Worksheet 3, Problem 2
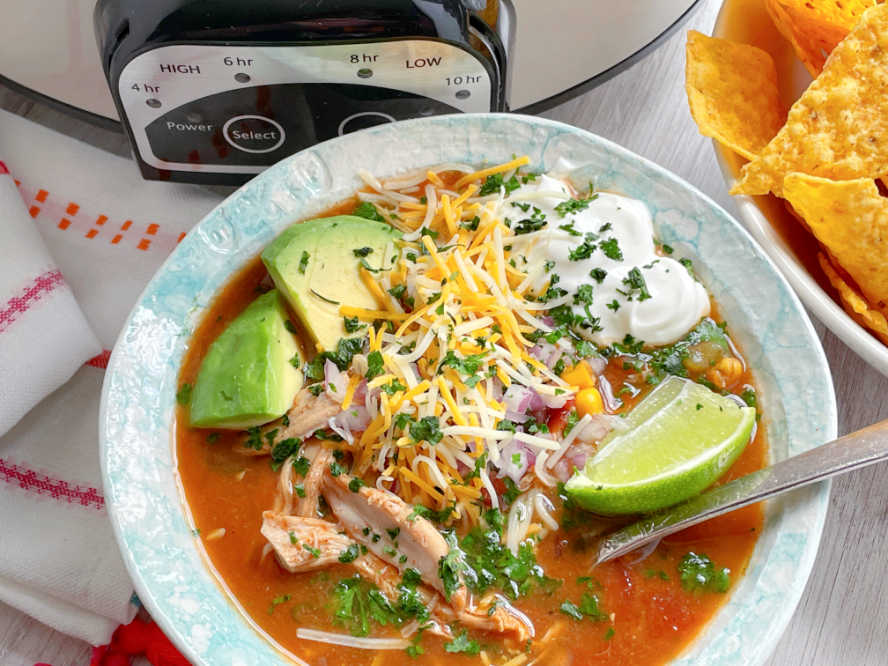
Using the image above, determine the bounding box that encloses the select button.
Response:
[222,115,285,154]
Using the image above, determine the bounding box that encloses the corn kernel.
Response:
[561,361,597,389]
[576,387,604,417]
[716,356,743,383]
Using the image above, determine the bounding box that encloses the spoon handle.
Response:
[595,418,888,565]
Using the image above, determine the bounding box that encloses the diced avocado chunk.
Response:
[261,215,401,350]
[189,289,303,429]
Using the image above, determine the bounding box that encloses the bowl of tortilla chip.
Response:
[685,0,888,376]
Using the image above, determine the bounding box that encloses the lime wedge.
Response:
[564,376,756,515]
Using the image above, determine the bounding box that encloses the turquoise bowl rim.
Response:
[99,113,836,666]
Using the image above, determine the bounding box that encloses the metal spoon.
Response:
[595,418,888,565]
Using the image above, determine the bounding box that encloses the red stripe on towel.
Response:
[0,161,8,175]
[0,269,64,334]
[86,349,112,369]
[0,458,105,510]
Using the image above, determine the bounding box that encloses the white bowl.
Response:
[100,113,835,665]
[712,1,888,377]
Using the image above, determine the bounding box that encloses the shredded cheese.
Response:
[323,157,586,518]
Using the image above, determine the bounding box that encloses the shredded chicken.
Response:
[262,463,533,641]
[234,388,340,456]
[323,473,534,642]
[450,588,534,643]
[351,554,452,638]
[322,473,449,590]
[260,512,352,572]
[297,447,332,517]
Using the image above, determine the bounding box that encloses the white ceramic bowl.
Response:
[100,114,835,666]
[712,2,888,377]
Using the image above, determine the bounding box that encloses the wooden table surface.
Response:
[2,0,888,664]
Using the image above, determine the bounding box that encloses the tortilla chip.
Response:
[783,173,888,310]
[819,252,888,344]
[732,4,888,197]
[765,0,875,76]
[685,31,784,161]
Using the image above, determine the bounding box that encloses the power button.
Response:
[222,115,286,154]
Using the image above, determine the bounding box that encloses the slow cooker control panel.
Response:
[117,42,493,176]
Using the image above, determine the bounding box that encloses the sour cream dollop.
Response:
[509,175,709,346]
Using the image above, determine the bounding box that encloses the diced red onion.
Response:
[497,439,531,483]
[504,410,530,423]
[330,404,371,444]
[573,414,618,443]
[585,356,607,375]
[553,458,573,483]
[353,380,368,406]
[503,385,533,414]
[324,360,348,400]
[539,392,569,409]
[530,341,560,368]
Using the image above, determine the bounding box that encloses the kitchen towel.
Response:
[0,161,101,437]
[0,108,225,646]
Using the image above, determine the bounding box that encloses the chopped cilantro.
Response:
[348,477,366,493]
[352,246,373,257]
[741,386,757,408]
[622,267,652,301]
[478,173,520,196]
[438,350,486,377]
[366,350,384,380]
[394,412,413,431]
[589,267,607,283]
[606,299,620,312]
[444,630,480,655]
[343,316,365,333]
[502,477,522,505]
[244,426,263,451]
[292,456,310,476]
[409,416,442,444]
[330,461,346,477]
[559,600,584,620]
[338,543,360,563]
[298,250,310,274]
[558,221,582,236]
[564,409,579,434]
[353,201,384,222]
[381,379,407,395]
[268,593,291,614]
[305,336,364,379]
[408,504,455,523]
[271,437,301,467]
[678,552,731,593]
[568,240,596,262]
[284,319,298,334]
[574,284,595,305]
[303,543,321,558]
[176,383,192,406]
[460,215,481,231]
[554,194,598,217]
[599,237,623,261]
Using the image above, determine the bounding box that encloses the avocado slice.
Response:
[189,289,303,429]
[261,215,401,350]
